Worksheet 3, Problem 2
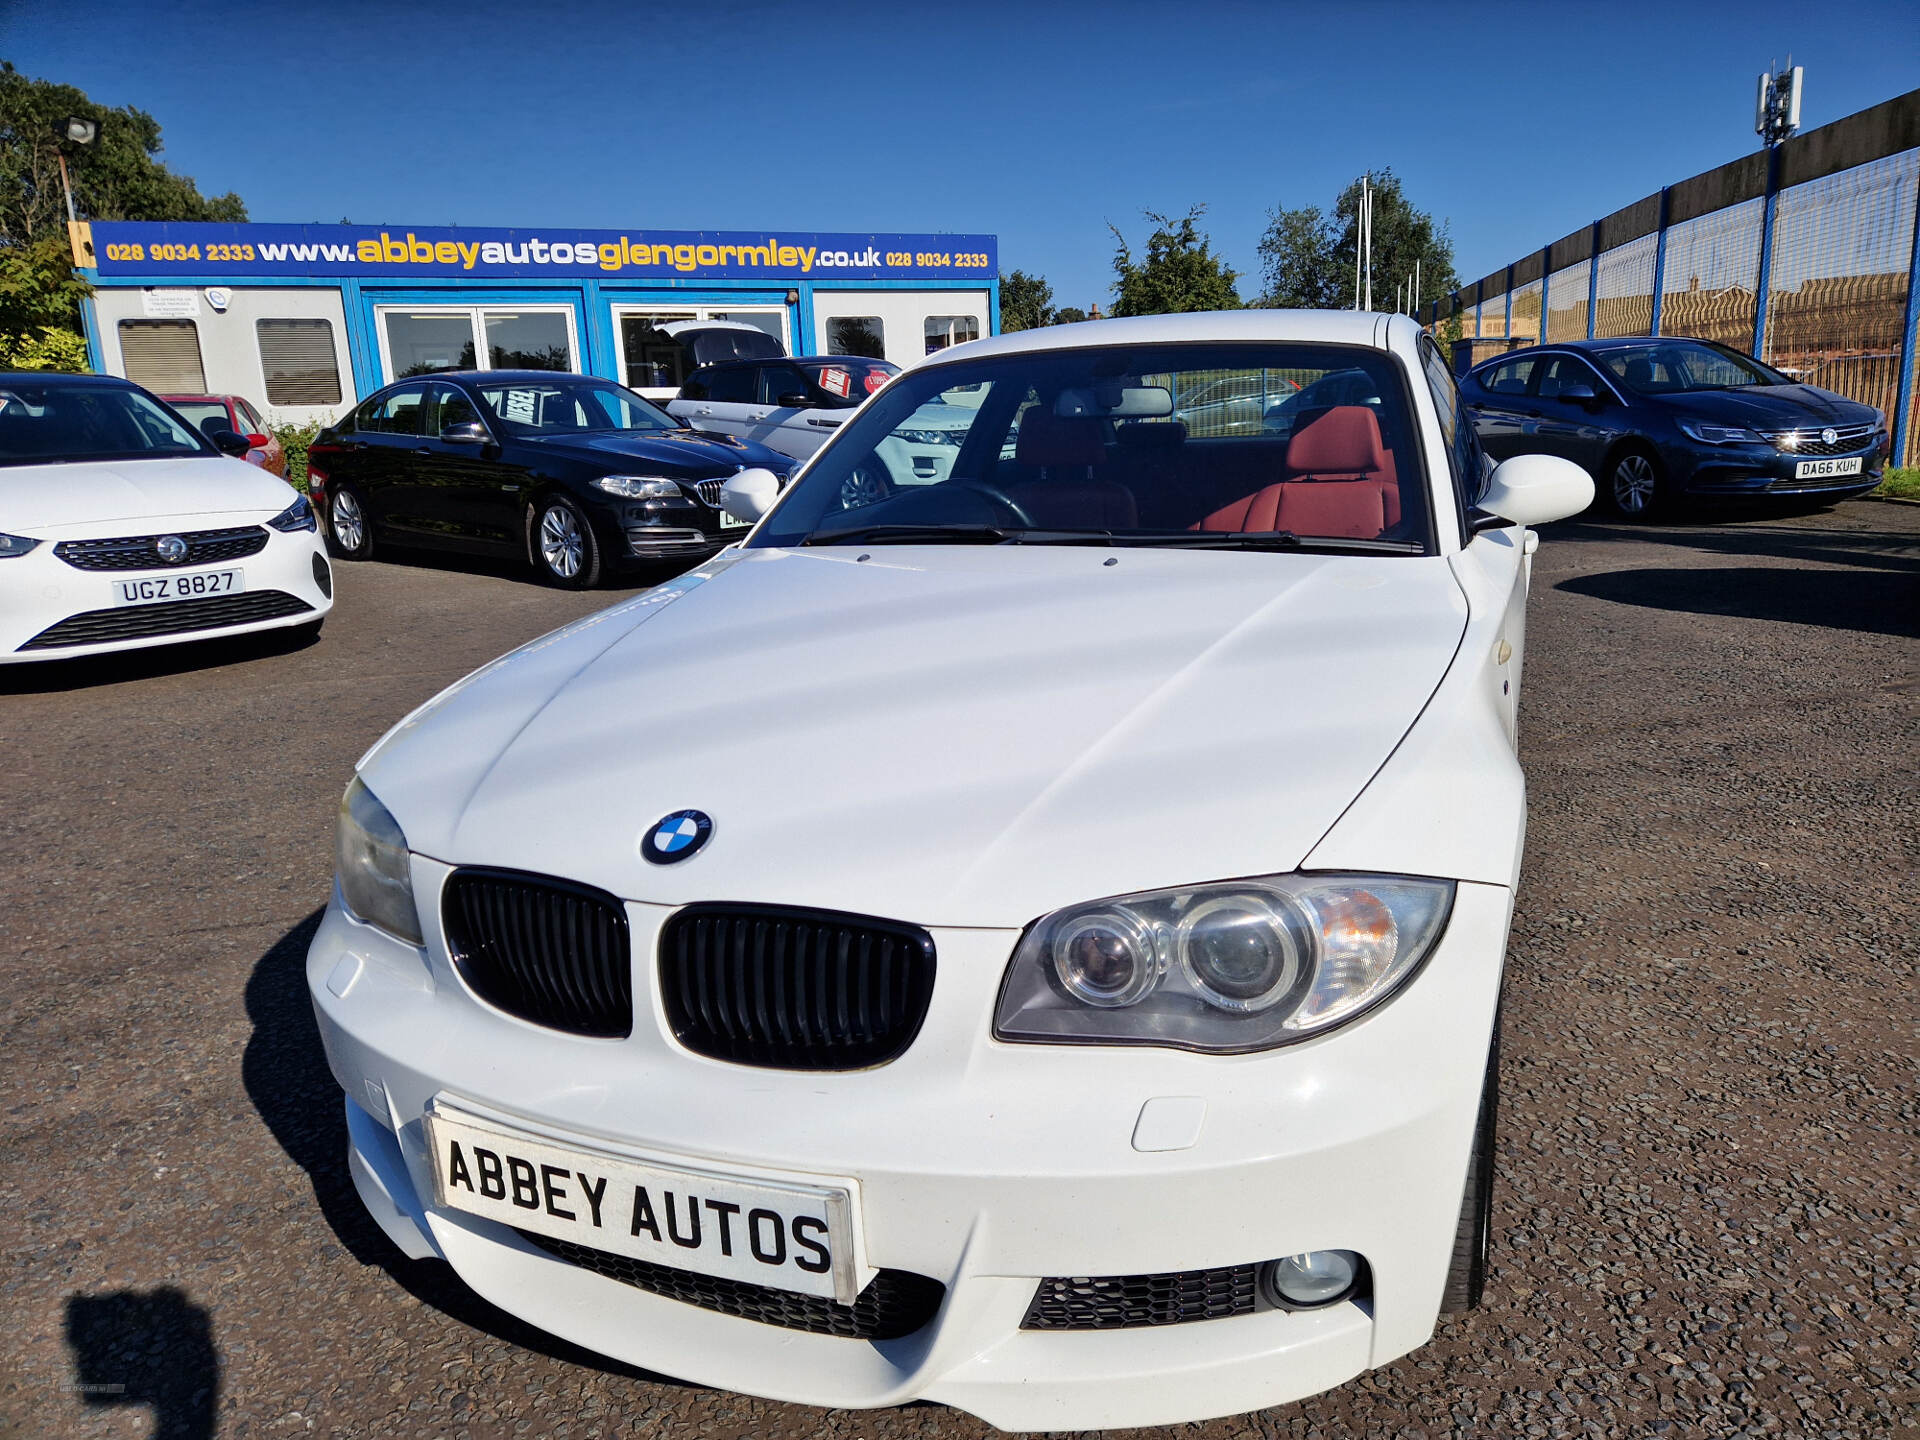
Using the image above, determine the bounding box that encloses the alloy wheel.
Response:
[539,504,584,579]
[1611,454,1657,516]
[331,489,366,552]
[839,468,889,511]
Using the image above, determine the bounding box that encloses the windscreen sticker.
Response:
[863,370,890,394]
[818,367,852,399]
[500,389,538,424]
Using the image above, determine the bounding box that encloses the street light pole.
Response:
[57,115,99,226]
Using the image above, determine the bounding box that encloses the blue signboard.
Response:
[85,222,996,283]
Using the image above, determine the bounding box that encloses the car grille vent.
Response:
[658,904,935,1070]
[53,525,269,571]
[1758,422,1877,456]
[695,480,726,506]
[19,590,312,650]
[1021,1264,1262,1330]
[442,869,632,1038]
[517,1229,944,1339]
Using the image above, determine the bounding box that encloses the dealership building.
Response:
[69,221,999,425]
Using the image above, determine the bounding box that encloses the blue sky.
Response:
[6,0,1915,311]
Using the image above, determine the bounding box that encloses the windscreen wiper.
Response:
[1121,530,1425,554]
[802,523,1015,546]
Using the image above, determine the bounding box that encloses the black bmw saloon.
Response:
[1461,337,1888,519]
[308,371,793,586]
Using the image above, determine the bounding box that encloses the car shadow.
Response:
[347,544,677,590]
[242,911,693,1389]
[1555,563,1919,638]
[0,625,321,695]
[1542,513,1920,575]
[64,1287,218,1439]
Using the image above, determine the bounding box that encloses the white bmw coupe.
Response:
[0,372,332,663]
[307,312,1591,1429]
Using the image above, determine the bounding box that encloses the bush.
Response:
[268,420,322,493]
[1873,466,1920,501]
[0,324,89,371]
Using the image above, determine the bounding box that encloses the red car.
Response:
[160,394,287,477]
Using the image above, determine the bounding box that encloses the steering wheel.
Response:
[943,479,1039,529]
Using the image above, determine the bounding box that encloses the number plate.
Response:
[111,569,244,606]
[718,512,751,530]
[1794,457,1862,479]
[424,1104,866,1303]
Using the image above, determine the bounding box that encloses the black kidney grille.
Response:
[1022,1264,1262,1330]
[442,870,632,1037]
[695,479,726,506]
[19,591,312,650]
[659,905,935,1070]
[517,1229,944,1340]
[53,525,269,571]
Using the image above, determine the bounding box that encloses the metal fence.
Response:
[1425,90,1920,466]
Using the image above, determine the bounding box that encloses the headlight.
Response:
[335,777,422,945]
[994,873,1454,1053]
[0,532,41,558]
[268,496,317,532]
[1677,420,1762,445]
[893,429,961,447]
[593,475,684,500]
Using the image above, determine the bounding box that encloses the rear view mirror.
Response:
[777,392,811,408]
[1471,453,1594,531]
[1558,382,1599,406]
[1054,385,1173,419]
[721,467,782,525]
[207,427,251,457]
[441,421,489,444]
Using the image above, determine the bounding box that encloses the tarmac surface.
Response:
[3,502,1916,1440]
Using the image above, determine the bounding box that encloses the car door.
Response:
[744,361,823,459]
[408,383,524,548]
[1529,353,1616,474]
[352,384,435,538]
[1425,338,1528,747]
[675,363,758,440]
[1466,354,1541,463]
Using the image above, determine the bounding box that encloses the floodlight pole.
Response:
[57,151,78,225]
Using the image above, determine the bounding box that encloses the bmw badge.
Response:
[642,809,713,864]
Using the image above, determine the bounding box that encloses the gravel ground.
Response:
[2,504,1915,1440]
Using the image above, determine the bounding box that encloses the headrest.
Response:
[1016,406,1104,469]
[1624,357,1653,386]
[1285,405,1386,477]
[1115,420,1188,449]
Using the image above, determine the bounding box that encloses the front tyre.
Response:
[327,484,374,560]
[1604,447,1663,521]
[530,496,602,589]
[1441,1022,1499,1313]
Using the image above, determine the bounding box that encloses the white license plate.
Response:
[1794,457,1863,479]
[424,1104,865,1303]
[718,513,751,530]
[111,569,244,606]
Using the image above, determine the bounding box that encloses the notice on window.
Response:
[500,389,538,424]
[141,289,200,318]
[818,367,851,399]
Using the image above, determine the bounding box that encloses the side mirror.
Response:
[720,467,782,525]
[1557,382,1599,407]
[245,432,271,448]
[776,392,811,408]
[1470,453,1594,531]
[441,421,489,444]
[208,427,251,457]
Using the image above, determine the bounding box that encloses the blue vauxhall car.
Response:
[1460,337,1888,519]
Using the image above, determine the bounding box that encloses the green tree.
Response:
[0,64,247,367]
[1254,170,1456,313]
[1053,305,1089,325]
[999,268,1054,331]
[1108,207,1241,317]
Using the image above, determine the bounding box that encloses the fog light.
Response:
[312,552,333,598]
[1262,1250,1359,1308]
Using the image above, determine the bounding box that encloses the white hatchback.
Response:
[307,311,1590,1430]
[0,374,333,664]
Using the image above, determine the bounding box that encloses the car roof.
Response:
[921,309,1408,369]
[694,355,893,372]
[0,371,135,386]
[157,393,233,402]
[389,369,593,385]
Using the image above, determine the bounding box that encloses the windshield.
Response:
[167,400,232,434]
[803,360,897,408]
[750,342,1431,552]
[0,383,211,466]
[1598,340,1785,394]
[473,380,680,436]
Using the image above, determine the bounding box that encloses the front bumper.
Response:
[1671,430,1887,499]
[0,518,333,663]
[308,865,1511,1430]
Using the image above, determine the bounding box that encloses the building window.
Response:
[378,306,577,381]
[119,320,206,392]
[924,315,980,355]
[827,317,885,359]
[256,319,342,405]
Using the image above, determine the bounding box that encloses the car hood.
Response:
[522,428,789,476]
[362,547,1469,929]
[0,455,297,533]
[1647,384,1879,428]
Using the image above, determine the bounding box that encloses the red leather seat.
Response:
[1195,406,1399,539]
[1010,406,1138,528]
